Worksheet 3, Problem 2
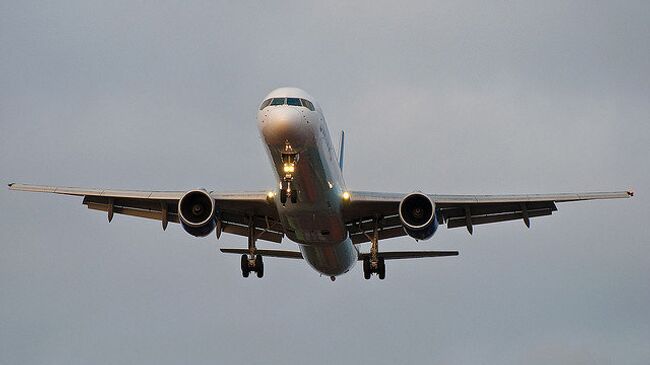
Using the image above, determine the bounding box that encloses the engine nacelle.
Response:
[399,192,439,240]
[178,189,216,237]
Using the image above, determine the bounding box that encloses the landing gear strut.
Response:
[362,218,386,280]
[280,151,298,206]
[241,216,265,278]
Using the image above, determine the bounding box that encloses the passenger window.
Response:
[270,98,286,106]
[301,99,315,111]
[259,99,272,110]
[287,98,301,106]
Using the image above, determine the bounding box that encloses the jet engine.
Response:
[178,189,216,237]
[399,192,439,240]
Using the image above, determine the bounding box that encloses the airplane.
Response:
[9,87,634,281]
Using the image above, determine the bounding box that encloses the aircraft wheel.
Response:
[363,258,371,280]
[255,255,264,278]
[280,189,287,205]
[241,254,250,278]
[377,258,386,280]
[290,191,297,204]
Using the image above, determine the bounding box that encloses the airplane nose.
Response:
[269,107,302,131]
[261,107,309,149]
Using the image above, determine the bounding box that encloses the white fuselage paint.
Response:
[257,87,357,276]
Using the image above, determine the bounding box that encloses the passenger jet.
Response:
[9,87,633,280]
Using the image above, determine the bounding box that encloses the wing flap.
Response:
[350,226,406,244]
[347,214,404,244]
[220,224,283,243]
[446,207,553,229]
[85,200,178,222]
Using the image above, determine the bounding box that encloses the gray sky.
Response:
[1,1,649,364]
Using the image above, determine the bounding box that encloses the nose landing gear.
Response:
[280,152,298,206]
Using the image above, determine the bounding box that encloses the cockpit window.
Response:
[270,98,286,106]
[286,98,301,106]
[301,99,315,111]
[259,98,272,110]
[264,97,315,111]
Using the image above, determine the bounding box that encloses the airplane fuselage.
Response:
[257,87,357,276]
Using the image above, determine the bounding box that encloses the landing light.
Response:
[342,191,351,201]
[283,163,295,173]
[267,191,275,199]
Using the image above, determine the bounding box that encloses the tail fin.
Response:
[338,130,345,172]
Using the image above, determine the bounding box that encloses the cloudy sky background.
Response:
[1,1,648,364]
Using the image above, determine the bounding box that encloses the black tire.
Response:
[255,255,264,278]
[290,191,297,204]
[280,189,287,205]
[378,258,386,280]
[241,254,249,278]
[363,258,371,280]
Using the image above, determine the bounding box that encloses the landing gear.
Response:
[280,151,298,206]
[377,258,386,280]
[280,185,288,205]
[240,254,264,278]
[255,255,264,278]
[240,216,265,278]
[280,179,297,205]
[241,254,249,277]
[362,257,386,280]
[363,258,371,280]
[362,217,387,280]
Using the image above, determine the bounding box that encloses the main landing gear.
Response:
[280,150,298,206]
[241,217,265,278]
[362,218,386,280]
[241,254,264,278]
[363,257,385,280]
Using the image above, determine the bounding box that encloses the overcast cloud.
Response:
[1,1,649,364]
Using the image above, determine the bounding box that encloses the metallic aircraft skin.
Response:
[258,87,357,276]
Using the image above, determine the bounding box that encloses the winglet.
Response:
[338,130,345,172]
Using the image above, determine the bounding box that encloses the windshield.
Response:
[259,97,316,111]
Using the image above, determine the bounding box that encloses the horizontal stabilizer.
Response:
[220,248,303,259]
[221,248,458,261]
[361,251,459,260]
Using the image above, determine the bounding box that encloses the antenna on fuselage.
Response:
[338,130,345,172]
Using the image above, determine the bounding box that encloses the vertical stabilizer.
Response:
[338,130,345,172]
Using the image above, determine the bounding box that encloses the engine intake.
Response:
[178,189,216,237]
[399,192,438,240]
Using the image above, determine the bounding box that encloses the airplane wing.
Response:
[343,190,633,244]
[8,183,284,243]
